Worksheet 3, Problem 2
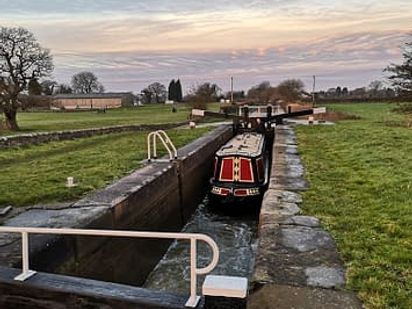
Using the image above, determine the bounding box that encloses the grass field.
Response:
[0,127,210,207]
[295,103,412,309]
[0,103,222,136]
[0,104,191,136]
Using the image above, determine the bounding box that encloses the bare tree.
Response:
[247,81,276,103]
[185,82,221,109]
[368,80,384,97]
[71,71,104,94]
[276,79,305,102]
[141,88,153,104]
[142,82,166,103]
[55,83,73,94]
[0,27,53,130]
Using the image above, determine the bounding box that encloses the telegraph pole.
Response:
[230,76,234,104]
[312,75,316,107]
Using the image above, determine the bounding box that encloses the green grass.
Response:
[0,127,210,207]
[295,103,412,309]
[0,105,191,136]
[0,103,223,136]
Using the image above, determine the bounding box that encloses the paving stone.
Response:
[282,216,320,227]
[248,284,363,309]
[305,266,345,288]
[262,192,301,215]
[281,226,335,252]
[275,125,293,131]
[276,202,301,216]
[269,176,309,191]
[274,144,299,155]
[273,164,305,179]
[284,156,302,166]
[270,190,303,204]
[259,209,287,226]
[286,164,305,178]
[4,207,108,229]
[275,133,297,145]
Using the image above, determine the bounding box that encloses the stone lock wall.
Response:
[0,122,187,149]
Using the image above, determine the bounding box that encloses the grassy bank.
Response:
[0,127,210,207]
[0,103,222,136]
[295,103,411,309]
[0,104,191,136]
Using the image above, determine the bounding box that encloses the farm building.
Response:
[53,93,134,109]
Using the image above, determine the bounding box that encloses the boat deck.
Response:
[216,133,264,157]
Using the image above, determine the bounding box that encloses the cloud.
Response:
[50,30,409,92]
[2,0,411,53]
[1,0,411,91]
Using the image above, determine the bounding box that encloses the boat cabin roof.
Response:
[216,133,265,157]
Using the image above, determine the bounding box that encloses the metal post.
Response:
[312,75,316,108]
[156,132,171,161]
[14,232,36,281]
[153,134,157,159]
[186,237,200,307]
[230,76,234,104]
[147,132,153,161]
[267,105,272,119]
[164,134,177,159]
[22,232,29,274]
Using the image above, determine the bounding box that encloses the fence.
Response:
[0,226,219,308]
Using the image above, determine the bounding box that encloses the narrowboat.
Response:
[209,131,270,205]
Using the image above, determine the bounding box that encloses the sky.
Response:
[1,0,411,93]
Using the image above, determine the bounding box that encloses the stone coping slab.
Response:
[248,284,363,309]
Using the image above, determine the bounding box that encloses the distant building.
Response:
[53,93,134,109]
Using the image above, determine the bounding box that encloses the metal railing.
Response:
[147,130,178,161]
[0,226,219,308]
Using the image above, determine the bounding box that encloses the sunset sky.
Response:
[1,0,411,93]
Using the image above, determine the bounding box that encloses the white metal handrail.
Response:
[147,130,178,161]
[0,226,219,308]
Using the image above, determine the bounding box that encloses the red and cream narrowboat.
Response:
[209,132,269,205]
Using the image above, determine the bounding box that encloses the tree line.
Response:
[140,79,183,104]
[314,81,397,101]
[26,71,105,96]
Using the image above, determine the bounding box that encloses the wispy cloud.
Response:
[49,31,409,92]
[0,0,411,91]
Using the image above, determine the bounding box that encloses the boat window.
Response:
[240,158,254,182]
[219,157,234,181]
